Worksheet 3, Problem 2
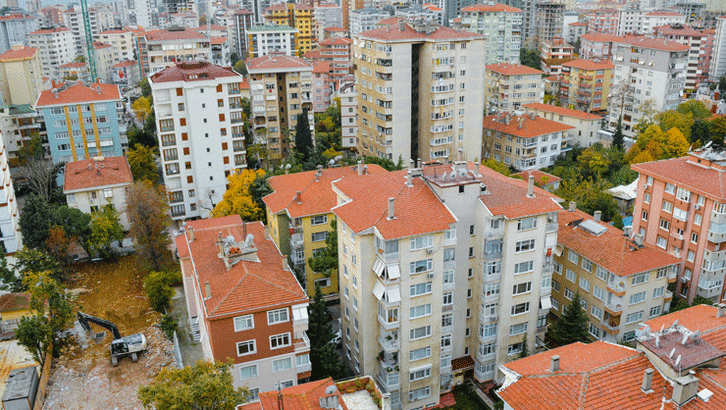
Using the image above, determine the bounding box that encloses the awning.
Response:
[554,244,564,257]
[540,296,553,310]
[386,287,401,304]
[372,258,385,277]
[372,282,386,301]
[386,263,401,280]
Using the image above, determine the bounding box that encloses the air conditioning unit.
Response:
[427,272,435,279]
[426,248,434,254]
[694,205,701,210]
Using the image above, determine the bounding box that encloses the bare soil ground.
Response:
[43,256,176,410]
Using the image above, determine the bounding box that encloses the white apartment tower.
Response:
[459,3,522,64]
[27,27,75,81]
[711,16,726,82]
[353,18,485,164]
[334,162,561,410]
[149,61,247,221]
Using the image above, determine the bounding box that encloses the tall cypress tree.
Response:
[294,107,314,161]
[612,116,624,150]
[307,285,338,380]
[549,293,590,346]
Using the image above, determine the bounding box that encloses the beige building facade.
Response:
[484,63,544,114]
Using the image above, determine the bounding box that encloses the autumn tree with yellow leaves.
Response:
[212,169,268,222]
[626,124,690,165]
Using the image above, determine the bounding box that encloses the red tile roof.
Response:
[250,378,350,410]
[631,154,726,200]
[29,27,70,35]
[111,59,137,68]
[312,60,330,73]
[149,61,241,83]
[324,26,346,32]
[557,209,680,277]
[569,22,588,26]
[192,24,228,31]
[358,19,482,42]
[654,24,706,37]
[523,102,604,120]
[644,304,726,336]
[93,41,112,49]
[246,53,312,72]
[59,61,86,68]
[302,50,323,59]
[486,63,544,76]
[452,355,475,371]
[209,36,227,44]
[462,3,522,13]
[563,58,614,70]
[35,82,121,107]
[264,165,387,219]
[483,114,573,139]
[0,46,36,61]
[333,169,457,239]
[580,32,626,43]
[646,11,685,17]
[319,37,353,46]
[175,216,308,318]
[0,293,30,312]
[618,35,690,51]
[142,28,208,41]
[63,157,133,192]
[511,169,562,186]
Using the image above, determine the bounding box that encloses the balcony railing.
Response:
[378,333,399,353]
[293,331,310,352]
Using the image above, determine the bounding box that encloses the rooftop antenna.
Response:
[675,355,681,369]
[668,348,676,359]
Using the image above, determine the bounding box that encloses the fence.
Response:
[32,349,54,410]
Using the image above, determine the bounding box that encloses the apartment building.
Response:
[711,16,726,81]
[246,24,298,58]
[27,27,75,81]
[607,36,688,138]
[642,11,686,35]
[484,63,544,114]
[263,164,386,298]
[149,61,247,221]
[311,61,331,112]
[559,59,613,113]
[93,42,114,84]
[522,103,604,148]
[176,216,311,395]
[631,148,726,303]
[246,53,312,163]
[338,79,358,150]
[550,207,679,344]
[482,113,573,171]
[63,156,134,230]
[539,37,574,75]
[136,27,212,78]
[264,3,317,55]
[112,60,141,92]
[63,8,109,56]
[97,28,137,65]
[319,36,353,84]
[618,8,644,35]
[534,2,565,45]
[654,23,714,92]
[349,8,390,37]
[459,3,522,65]
[0,14,39,54]
[59,62,89,83]
[333,162,562,408]
[354,18,485,164]
[342,0,364,34]
[314,3,343,39]
[580,32,626,60]
[231,9,254,59]
[565,22,587,46]
[0,134,21,255]
[0,105,42,166]
[0,45,43,107]
[583,8,620,35]
[34,81,123,164]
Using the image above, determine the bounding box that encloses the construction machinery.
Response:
[76,312,147,366]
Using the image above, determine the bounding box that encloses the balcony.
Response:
[664,290,673,301]
[377,314,399,331]
[708,220,726,244]
[607,280,626,297]
[601,321,620,336]
[293,331,310,352]
[604,300,623,316]
[378,331,399,353]
[668,270,678,283]
[290,233,304,249]
[376,366,400,393]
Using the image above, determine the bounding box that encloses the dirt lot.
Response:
[43,256,176,410]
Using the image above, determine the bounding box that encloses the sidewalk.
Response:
[169,286,204,367]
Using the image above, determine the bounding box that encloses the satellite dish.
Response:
[682,334,689,345]
[675,355,682,367]
[329,159,335,166]
[660,324,665,333]
[285,164,291,169]
[672,319,679,328]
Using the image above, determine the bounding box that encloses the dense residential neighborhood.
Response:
[0,0,723,409]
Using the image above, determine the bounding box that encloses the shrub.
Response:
[144,271,176,313]
[160,314,178,339]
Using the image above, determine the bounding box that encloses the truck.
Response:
[76,312,147,366]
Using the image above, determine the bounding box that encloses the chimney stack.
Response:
[296,191,302,204]
[388,198,395,220]
[417,158,421,169]
[672,373,699,405]
[550,355,560,372]
[406,169,413,187]
[398,20,405,31]
[717,303,726,318]
[569,201,576,212]
[641,368,654,393]
[204,282,212,299]
[594,211,602,222]
[364,165,369,175]
[357,160,363,176]
[527,175,535,198]
[634,233,644,247]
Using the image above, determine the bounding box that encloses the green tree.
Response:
[362,155,401,171]
[212,169,267,221]
[54,205,92,256]
[294,107,314,160]
[555,178,619,222]
[199,15,207,26]
[140,78,151,98]
[626,124,689,164]
[612,212,624,229]
[230,52,239,66]
[16,132,44,166]
[308,220,338,277]
[248,172,272,223]
[127,124,157,149]
[16,315,53,364]
[45,226,74,280]
[677,100,711,121]
[710,116,726,147]
[74,55,85,63]
[548,293,589,346]
[520,334,529,358]
[519,48,541,70]
[612,116,624,150]
[482,158,512,176]
[143,271,178,313]
[126,182,172,272]
[19,195,55,249]
[655,110,693,141]
[88,206,125,259]
[128,144,159,183]
[6,249,63,291]
[139,361,248,410]
[233,60,247,76]
[690,119,712,145]
[307,285,340,380]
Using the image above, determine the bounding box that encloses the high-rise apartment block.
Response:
[712,16,726,81]
[0,133,21,255]
[0,14,39,54]
[559,59,613,113]
[580,32,626,60]
[618,8,644,35]
[607,36,688,138]
[349,8,390,38]
[149,61,247,221]
[654,23,714,91]
[551,207,679,344]
[583,8,620,35]
[0,45,43,107]
[98,28,138,65]
[318,36,353,84]
[264,3,317,55]
[231,9,254,59]
[631,148,726,303]
[136,27,213,77]
[63,8,108,56]
[484,63,545,113]
[642,11,686,35]
[334,162,562,408]
[246,25,298,58]
[27,27,75,81]
[338,79,358,150]
[459,3,522,64]
[354,19,485,164]
[534,2,565,45]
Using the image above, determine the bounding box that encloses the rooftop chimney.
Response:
[717,303,726,318]
[569,201,576,212]
[634,233,644,247]
[357,160,363,176]
[458,148,463,162]
[388,198,395,220]
[594,211,602,222]
[406,169,413,187]
[204,282,212,299]
[550,355,560,372]
[641,368,654,393]
[398,20,405,31]
[364,165,369,175]
[417,158,421,169]
[672,373,699,406]
[295,191,302,204]
[527,175,535,198]
[188,226,194,241]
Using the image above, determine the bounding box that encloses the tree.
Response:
[140,78,152,98]
[126,182,172,272]
[139,360,248,410]
[16,132,44,166]
[612,212,624,229]
[199,15,207,26]
[19,195,55,249]
[248,172,272,223]
[576,146,610,180]
[132,96,153,124]
[143,271,177,313]
[88,206,125,259]
[294,107,314,160]
[555,178,619,222]
[548,293,589,346]
[626,124,689,164]
[307,285,341,380]
[128,144,159,183]
[362,156,401,171]
[690,119,712,145]
[16,315,53,364]
[655,110,693,142]
[308,220,338,277]
[677,100,711,121]
[482,158,512,176]
[54,205,92,256]
[212,169,267,221]
[520,334,529,358]
[612,116,624,150]
[7,249,63,291]
[127,124,157,149]
[45,226,74,280]
[230,52,239,66]
[711,116,726,147]
[16,160,65,204]
[74,55,85,63]
[519,48,541,70]
[233,60,247,76]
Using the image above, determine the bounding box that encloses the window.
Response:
[272,357,292,372]
[237,340,256,356]
[579,278,591,292]
[656,236,667,249]
[591,306,603,320]
[410,259,433,274]
[656,267,668,279]
[564,287,574,300]
[410,304,432,318]
[512,282,532,295]
[650,306,661,317]
[409,366,432,382]
[311,215,327,225]
[444,248,455,261]
[653,286,665,298]
[541,275,551,289]
[315,278,331,288]
[595,266,609,282]
[625,311,643,324]
[665,183,675,194]
[673,208,687,221]
[691,232,699,243]
[410,235,433,250]
[312,232,328,242]
[632,272,649,285]
[676,187,690,202]
[487,261,501,275]
[589,323,601,338]
[568,250,580,264]
[410,325,432,340]
[687,251,695,262]
[270,333,291,349]
[511,302,530,316]
[239,364,258,379]
[481,323,497,338]
[410,346,432,362]
[644,193,650,204]
[517,217,537,231]
[566,269,577,283]
[660,219,671,231]
[593,286,605,301]
[554,262,562,274]
[629,291,646,305]
[443,270,454,285]
[234,315,254,331]
[484,282,500,297]
[515,239,535,252]
[441,333,452,348]
[442,291,453,305]
[582,259,593,272]
[662,201,673,213]
[514,261,534,274]
[410,282,432,297]
[508,342,524,356]
[409,386,431,402]
[479,342,495,357]
[642,210,648,221]
[509,322,528,336]
[267,308,289,324]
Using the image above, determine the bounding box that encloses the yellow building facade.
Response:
[265,3,317,55]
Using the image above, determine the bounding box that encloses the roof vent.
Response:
[527,175,535,198]
[633,233,644,247]
[593,210,602,222]
[388,197,395,220]
[716,303,726,318]
[568,201,576,212]
[550,355,560,372]
[641,368,654,393]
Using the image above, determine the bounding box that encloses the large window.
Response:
[409,346,432,362]
[410,259,433,274]
[410,282,432,297]
[507,342,524,355]
[441,333,452,348]
[409,366,432,382]
[517,217,537,231]
[516,239,536,253]
[442,292,453,305]
[270,333,291,349]
[409,386,431,402]
[234,315,254,332]
[629,291,647,305]
[514,261,534,274]
[311,215,328,225]
[632,272,649,285]
[312,232,328,242]
[410,235,433,250]
[568,250,580,264]
[272,357,292,372]
[625,311,643,325]
[511,302,530,316]
[237,340,256,356]
[267,308,289,324]
[593,286,605,301]
[410,304,432,319]
[512,282,532,295]
[566,269,577,283]
[484,282,500,297]
[410,325,432,340]
[509,322,528,336]
[239,364,258,379]
[479,342,496,356]
[296,353,310,367]
[579,278,591,292]
[481,323,497,337]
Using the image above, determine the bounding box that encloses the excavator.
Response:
[76,312,147,366]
